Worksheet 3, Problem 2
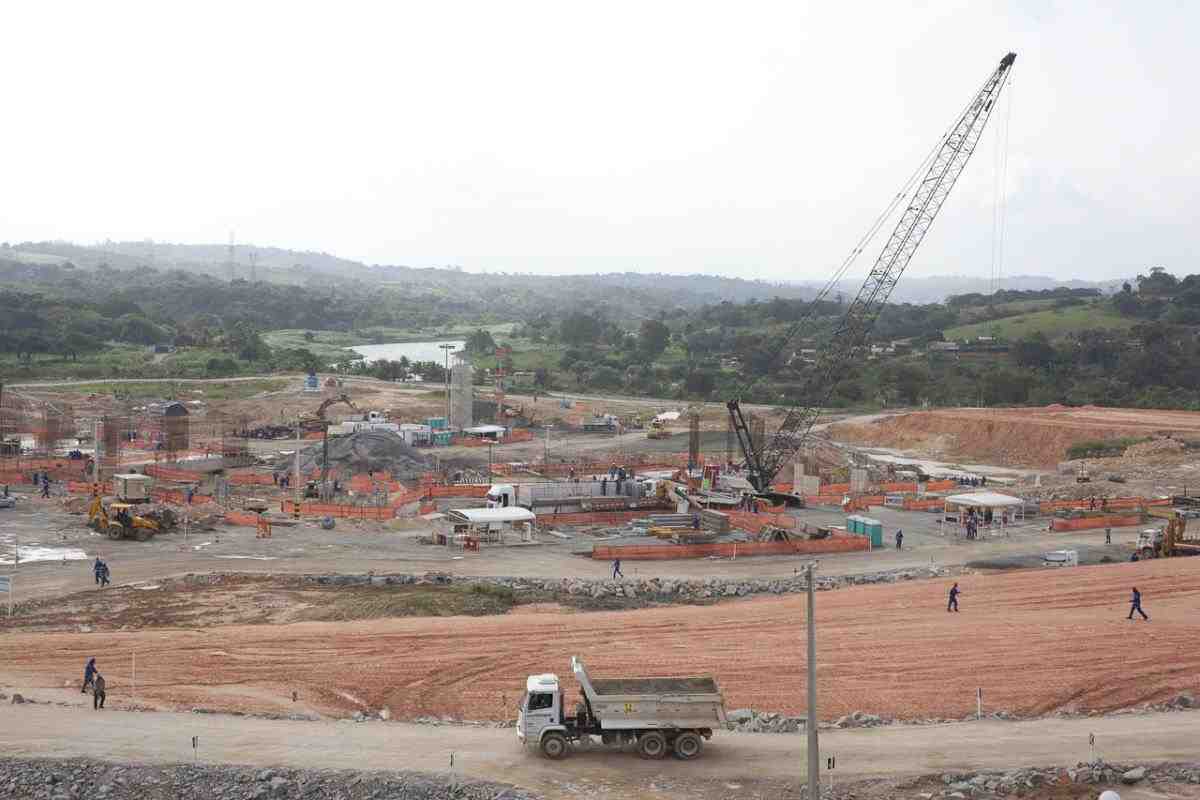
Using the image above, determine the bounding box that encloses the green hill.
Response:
[945,303,1136,341]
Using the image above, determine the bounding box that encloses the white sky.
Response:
[2,1,1195,280]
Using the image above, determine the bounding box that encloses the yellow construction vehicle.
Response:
[1135,513,1200,559]
[88,496,161,541]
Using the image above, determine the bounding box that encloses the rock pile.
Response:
[1124,437,1187,459]
[726,708,806,733]
[0,759,537,800]
[932,761,1200,799]
[281,430,430,480]
[175,565,956,604]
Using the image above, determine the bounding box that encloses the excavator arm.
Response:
[730,52,1017,491]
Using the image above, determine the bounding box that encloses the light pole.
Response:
[806,561,819,799]
[439,343,455,427]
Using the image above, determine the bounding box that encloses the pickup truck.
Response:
[518,656,727,760]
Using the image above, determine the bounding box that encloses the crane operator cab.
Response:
[517,673,562,745]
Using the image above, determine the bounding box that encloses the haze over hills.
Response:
[4,239,1131,306]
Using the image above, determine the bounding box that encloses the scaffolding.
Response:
[98,415,127,481]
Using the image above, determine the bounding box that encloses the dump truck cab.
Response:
[517,673,566,750]
[486,484,516,508]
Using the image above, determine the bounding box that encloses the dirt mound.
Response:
[280,431,430,480]
[1124,437,1186,459]
[830,407,1200,468]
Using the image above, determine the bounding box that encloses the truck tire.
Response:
[540,732,568,760]
[673,732,703,760]
[1140,547,1157,560]
[638,731,667,759]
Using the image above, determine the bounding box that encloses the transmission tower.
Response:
[226,232,236,282]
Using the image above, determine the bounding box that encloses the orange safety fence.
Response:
[227,471,277,486]
[426,484,490,499]
[592,535,870,561]
[903,498,945,511]
[1038,497,1170,513]
[926,479,957,491]
[143,464,206,482]
[726,511,797,534]
[538,511,649,527]
[1051,514,1143,532]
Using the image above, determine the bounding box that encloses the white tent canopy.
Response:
[944,492,1023,508]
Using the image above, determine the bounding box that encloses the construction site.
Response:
[5,49,1200,800]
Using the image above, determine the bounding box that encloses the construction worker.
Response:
[92,672,106,710]
[612,558,623,580]
[185,486,194,505]
[692,513,701,531]
[895,529,904,550]
[947,582,961,613]
[93,558,105,586]
[81,658,97,693]
[40,475,50,498]
[1105,527,1112,545]
[1128,587,1149,621]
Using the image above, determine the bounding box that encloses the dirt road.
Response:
[6,704,1199,799]
[4,557,1197,722]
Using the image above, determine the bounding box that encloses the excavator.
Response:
[88,496,161,541]
[302,393,359,433]
[726,52,1017,497]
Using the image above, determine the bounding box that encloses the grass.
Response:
[944,303,1136,341]
[36,378,289,400]
[1065,437,1150,460]
[954,298,1058,324]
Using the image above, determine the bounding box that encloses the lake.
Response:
[349,340,465,365]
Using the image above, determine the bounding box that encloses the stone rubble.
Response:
[176,565,958,606]
[0,758,537,800]
[923,761,1200,799]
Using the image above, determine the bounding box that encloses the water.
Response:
[350,340,465,365]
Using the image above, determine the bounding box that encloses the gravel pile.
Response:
[0,758,537,800]
[928,760,1200,799]
[280,431,430,480]
[1124,437,1187,459]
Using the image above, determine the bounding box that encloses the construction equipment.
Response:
[1136,513,1200,559]
[302,393,359,432]
[88,496,161,541]
[1076,465,1091,483]
[726,52,1017,492]
[518,656,726,761]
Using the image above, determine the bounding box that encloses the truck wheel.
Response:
[638,731,667,759]
[1141,547,1156,560]
[540,732,569,760]
[673,732,702,759]
[107,525,124,540]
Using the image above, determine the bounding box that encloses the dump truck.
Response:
[1136,513,1200,559]
[518,656,726,761]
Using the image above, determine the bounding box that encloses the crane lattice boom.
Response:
[730,52,1017,491]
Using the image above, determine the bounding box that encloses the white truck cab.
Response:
[486,484,516,508]
[517,673,563,746]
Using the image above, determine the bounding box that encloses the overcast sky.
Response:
[2,1,1194,281]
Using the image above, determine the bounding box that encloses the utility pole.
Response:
[806,561,819,799]
[293,421,301,520]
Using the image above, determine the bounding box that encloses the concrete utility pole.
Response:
[293,421,301,520]
[806,561,819,799]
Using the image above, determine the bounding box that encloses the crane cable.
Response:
[732,66,1000,403]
